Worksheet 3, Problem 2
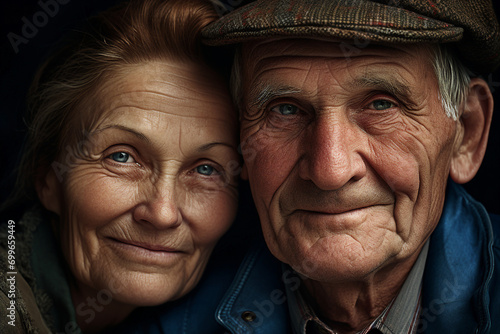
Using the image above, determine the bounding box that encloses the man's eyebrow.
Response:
[248,84,302,110]
[348,75,416,106]
[92,124,151,143]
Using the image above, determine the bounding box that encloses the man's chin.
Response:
[282,239,395,283]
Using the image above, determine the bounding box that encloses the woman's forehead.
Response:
[84,61,235,127]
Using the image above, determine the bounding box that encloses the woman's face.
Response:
[42,61,239,306]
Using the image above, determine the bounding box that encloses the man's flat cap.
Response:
[203,0,500,73]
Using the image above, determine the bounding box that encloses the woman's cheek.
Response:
[183,186,238,243]
[65,167,140,223]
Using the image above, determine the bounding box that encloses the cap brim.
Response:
[202,0,463,46]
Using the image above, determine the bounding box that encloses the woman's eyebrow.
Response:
[92,124,151,144]
[197,142,236,152]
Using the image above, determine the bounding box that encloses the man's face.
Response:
[240,39,462,282]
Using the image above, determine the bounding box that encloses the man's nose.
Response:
[299,113,366,190]
[133,178,182,229]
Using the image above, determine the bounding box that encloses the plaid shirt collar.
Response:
[285,241,430,334]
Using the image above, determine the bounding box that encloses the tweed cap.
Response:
[203,0,500,73]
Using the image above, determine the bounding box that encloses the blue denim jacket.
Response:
[119,182,499,334]
[420,182,500,334]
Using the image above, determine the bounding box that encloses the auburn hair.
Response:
[5,0,222,212]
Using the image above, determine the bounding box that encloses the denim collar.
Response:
[420,181,494,334]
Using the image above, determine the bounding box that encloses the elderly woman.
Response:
[0,0,241,332]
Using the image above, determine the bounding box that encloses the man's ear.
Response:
[35,167,62,215]
[450,78,494,184]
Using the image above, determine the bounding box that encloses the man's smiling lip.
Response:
[291,204,390,216]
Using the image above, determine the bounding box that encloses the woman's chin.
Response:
[114,292,176,307]
[101,273,197,307]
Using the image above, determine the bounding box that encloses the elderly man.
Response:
[199,0,500,333]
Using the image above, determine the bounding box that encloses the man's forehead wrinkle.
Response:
[251,52,421,81]
[245,42,438,115]
[248,39,430,74]
[251,55,334,76]
[247,61,321,102]
[249,57,332,94]
[246,64,307,99]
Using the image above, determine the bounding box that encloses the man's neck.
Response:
[301,253,420,334]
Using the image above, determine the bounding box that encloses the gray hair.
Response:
[431,44,472,120]
[230,43,472,121]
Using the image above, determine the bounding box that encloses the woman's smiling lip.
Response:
[105,237,187,265]
[108,237,181,252]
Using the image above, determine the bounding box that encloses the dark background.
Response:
[1,0,499,216]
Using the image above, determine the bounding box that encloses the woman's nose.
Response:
[132,178,182,229]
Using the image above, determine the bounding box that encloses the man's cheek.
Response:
[368,137,422,197]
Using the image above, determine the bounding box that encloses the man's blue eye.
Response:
[196,164,216,176]
[110,152,131,163]
[277,104,298,115]
[372,100,394,110]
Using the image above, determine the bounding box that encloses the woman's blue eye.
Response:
[196,164,216,176]
[276,104,298,115]
[110,152,131,163]
[371,100,394,110]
